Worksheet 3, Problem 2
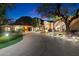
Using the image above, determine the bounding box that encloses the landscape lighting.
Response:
[4,33,9,37]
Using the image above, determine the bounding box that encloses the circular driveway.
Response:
[0,33,79,56]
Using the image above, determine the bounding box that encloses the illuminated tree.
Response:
[37,3,78,34]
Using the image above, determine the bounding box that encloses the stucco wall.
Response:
[70,17,79,30]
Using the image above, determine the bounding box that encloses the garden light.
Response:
[72,36,76,39]
[4,33,9,37]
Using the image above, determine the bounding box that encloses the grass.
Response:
[0,33,23,49]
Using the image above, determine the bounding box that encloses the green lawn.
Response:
[0,33,23,49]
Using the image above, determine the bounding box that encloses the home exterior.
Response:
[69,17,79,32]
[23,25,33,32]
[54,20,66,32]
[43,17,66,32]
[43,21,54,32]
[54,16,79,33]
[1,25,33,33]
[1,25,23,32]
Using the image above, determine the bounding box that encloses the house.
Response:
[23,25,33,32]
[54,16,79,33]
[69,17,79,32]
[14,16,33,32]
[43,21,54,32]
[43,17,66,32]
[2,25,23,32]
[54,19,66,32]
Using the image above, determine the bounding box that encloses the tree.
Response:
[32,17,44,31]
[32,17,40,27]
[37,3,78,34]
[0,3,15,25]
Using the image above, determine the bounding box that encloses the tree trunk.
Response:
[65,23,70,34]
[64,18,70,35]
[53,22,55,32]
[48,22,52,32]
[49,22,51,29]
[62,16,70,35]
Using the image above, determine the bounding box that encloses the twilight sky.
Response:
[6,3,41,21]
[6,3,79,21]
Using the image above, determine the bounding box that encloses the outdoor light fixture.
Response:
[4,33,9,37]
[72,36,76,39]
[15,26,21,31]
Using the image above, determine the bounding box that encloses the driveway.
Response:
[0,32,79,56]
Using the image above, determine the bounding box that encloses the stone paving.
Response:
[0,32,79,55]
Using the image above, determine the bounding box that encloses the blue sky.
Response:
[6,3,79,21]
[6,3,41,21]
